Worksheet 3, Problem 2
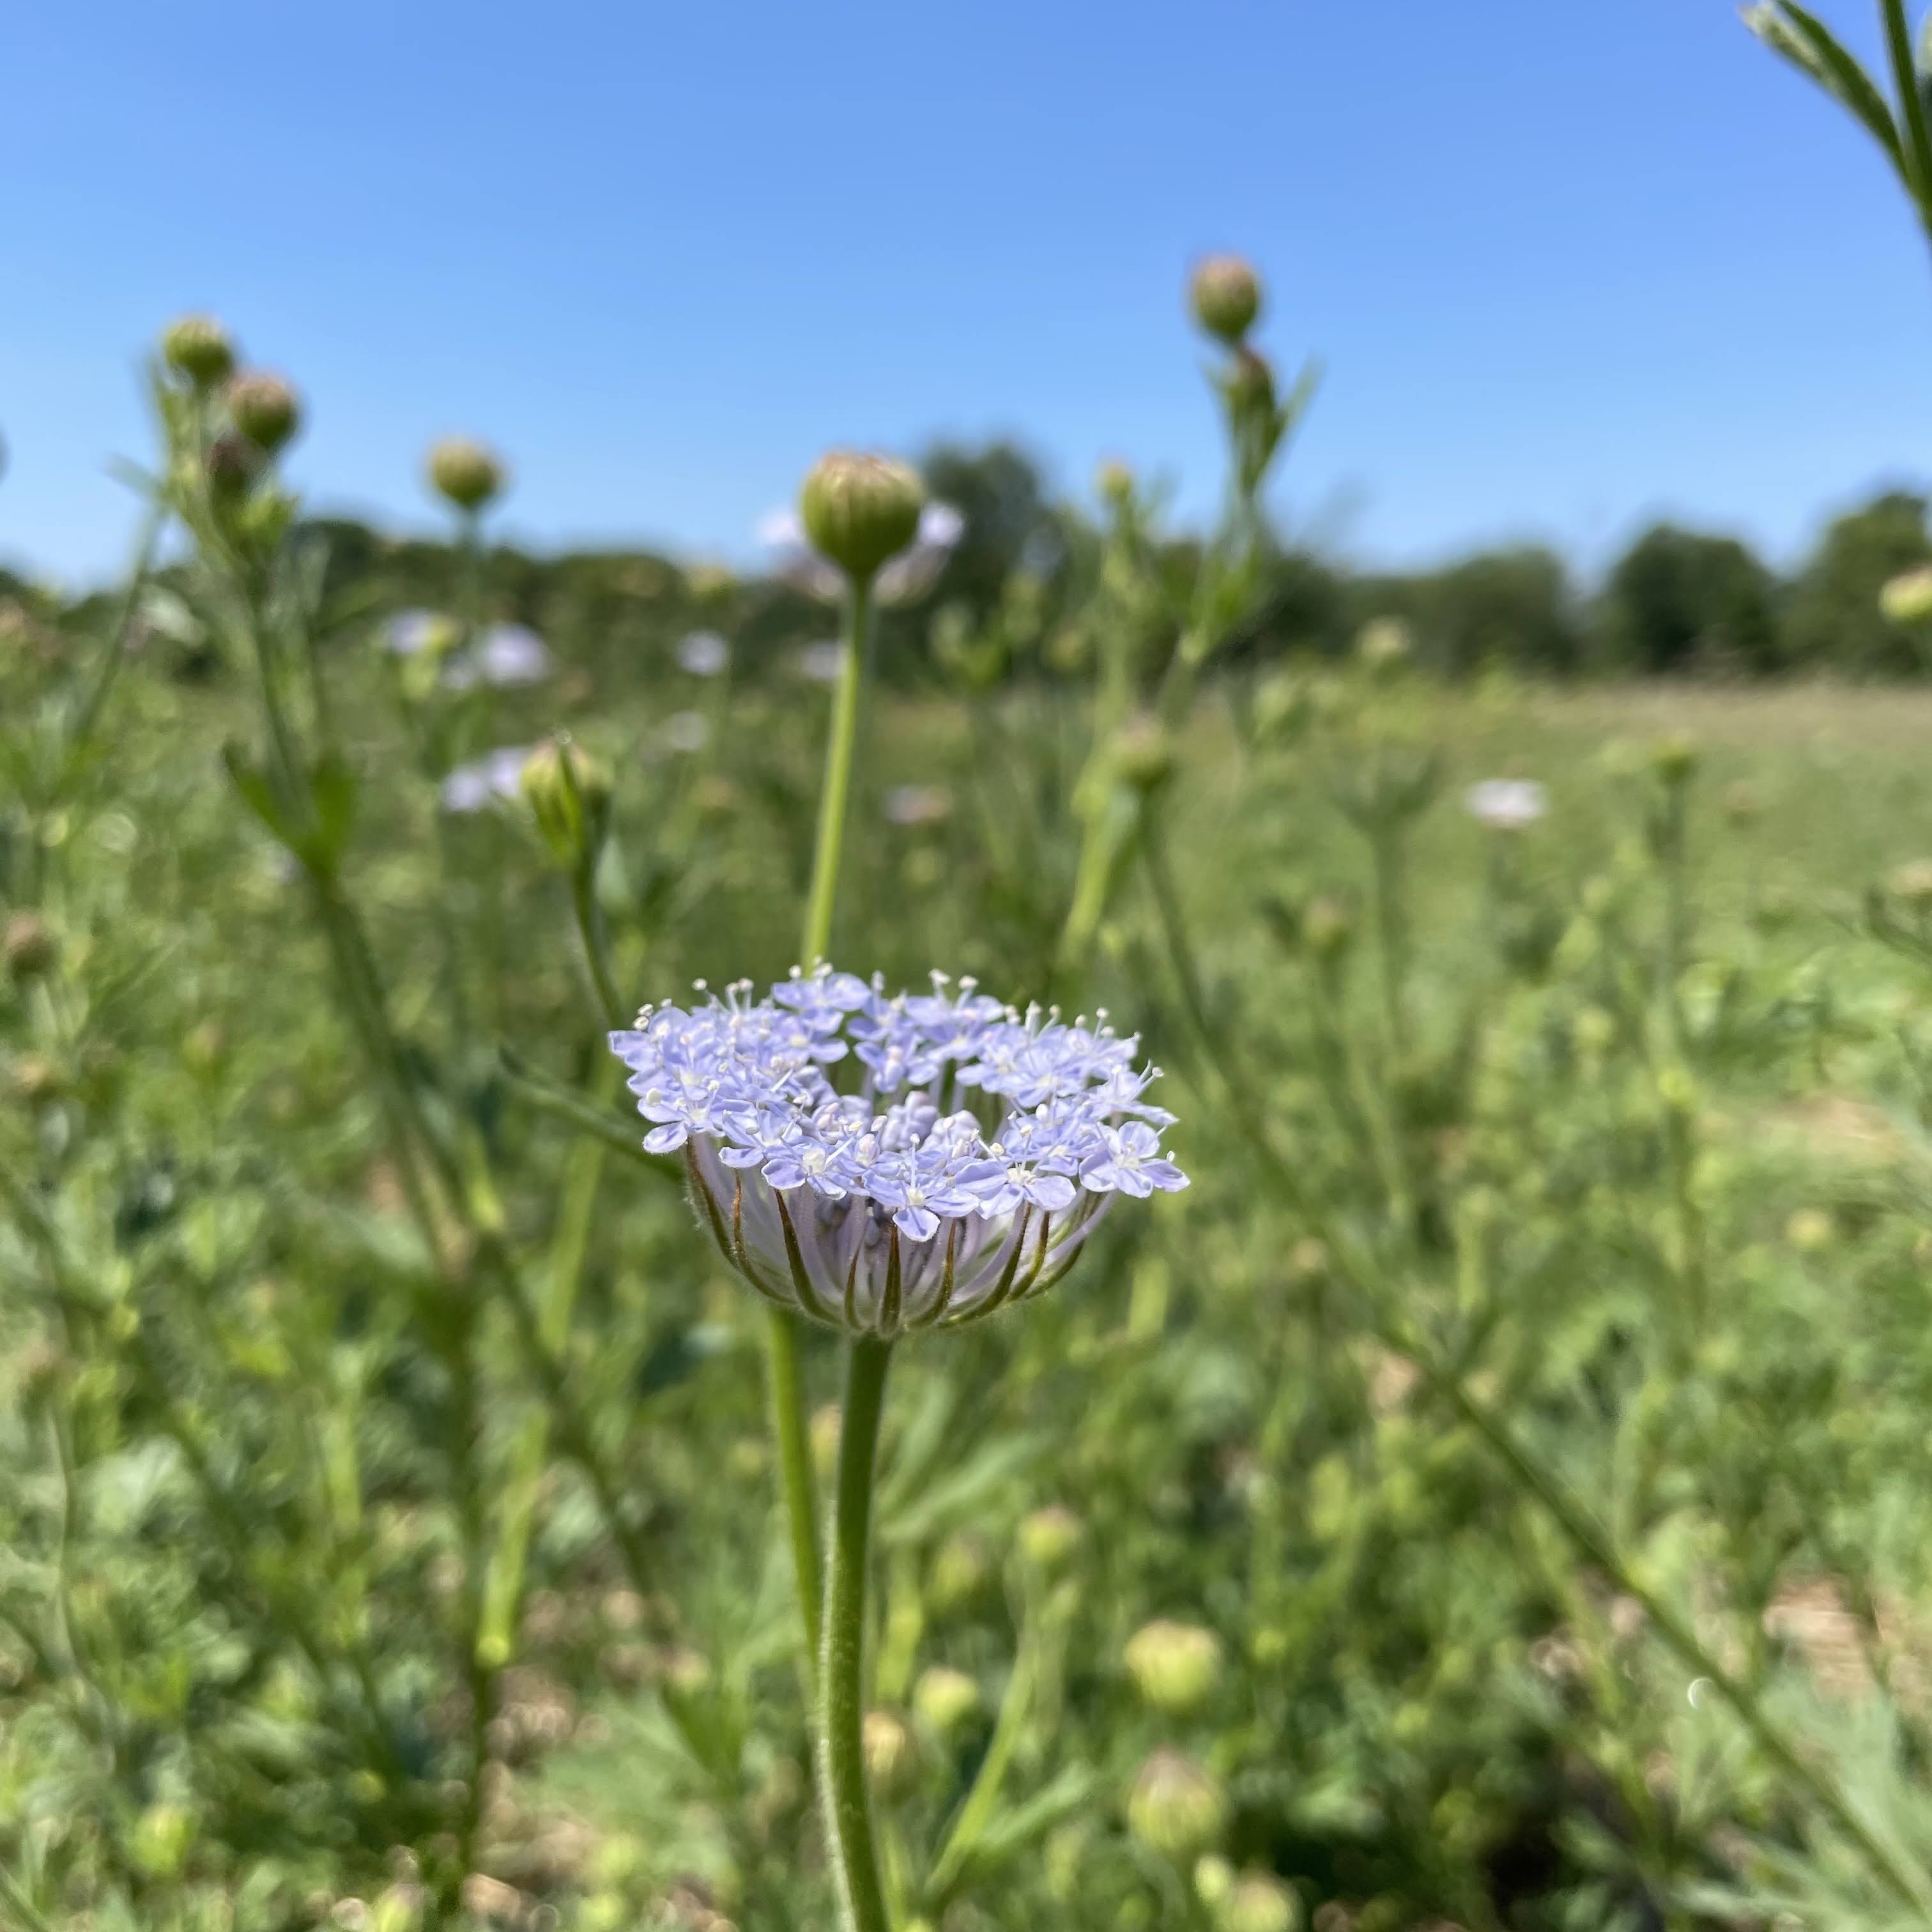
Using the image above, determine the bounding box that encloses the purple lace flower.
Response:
[608,966,1188,1335]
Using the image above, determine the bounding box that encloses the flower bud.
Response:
[227,372,302,455]
[1650,734,1698,784]
[5,910,56,977]
[428,437,508,513]
[1126,1750,1228,1863]
[1356,617,1411,675]
[798,450,925,581]
[862,1709,921,1800]
[1016,1503,1084,1575]
[520,738,611,869]
[1785,1207,1832,1254]
[1889,858,1932,909]
[1880,565,1932,625]
[912,1665,983,1736]
[1112,716,1176,793]
[1221,1872,1300,1932]
[1094,457,1135,506]
[205,429,263,501]
[1194,1855,1235,1909]
[162,313,236,389]
[1721,779,1762,827]
[1301,895,1354,960]
[928,1529,997,1613]
[1124,1619,1223,1715]
[1189,254,1263,344]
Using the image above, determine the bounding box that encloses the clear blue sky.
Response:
[4,0,1929,588]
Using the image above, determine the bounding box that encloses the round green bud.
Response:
[162,313,236,389]
[1356,617,1412,674]
[928,1528,997,1613]
[1189,254,1263,344]
[1302,895,1355,959]
[520,738,612,869]
[1124,1619,1223,1716]
[1221,1871,1300,1932]
[1194,1855,1235,1908]
[1889,858,1932,909]
[1649,733,1698,784]
[1016,1503,1084,1575]
[1785,1207,1832,1254]
[427,436,508,514]
[862,1709,921,1801]
[912,1664,983,1736]
[1094,457,1135,506]
[1880,565,1932,625]
[1112,715,1176,793]
[227,371,301,455]
[4,910,56,977]
[798,450,924,581]
[1126,1750,1228,1863]
[205,429,262,501]
[1721,779,1762,827]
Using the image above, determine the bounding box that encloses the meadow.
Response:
[11,13,1932,1917]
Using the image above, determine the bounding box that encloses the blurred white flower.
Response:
[918,502,965,547]
[884,784,953,827]
[799,641,845,683]
[677,630,730,677]
[385,609,456,657]
[1465,778,1547,832]
[666,710,711,754]
[445,623,552,690]
[756,507,804,549]
[440,746,532,813]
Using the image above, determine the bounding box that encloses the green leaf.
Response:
[1745,3,1908,180]
[309,751,358,867]
[220,741,301,850]
[1879,0,1932,204]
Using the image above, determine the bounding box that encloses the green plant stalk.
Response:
[770,568,877,1684]
[925,1611,1039,1902]
[818,1333,894,1932]
[1368,822,1411,1063]
[477,1059,613,1668]
[57,499,165,792]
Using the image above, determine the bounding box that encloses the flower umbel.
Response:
[609,966,1188,1335]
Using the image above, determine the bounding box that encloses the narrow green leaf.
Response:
[1744,2,1907,177]
[1879,0,1932,202]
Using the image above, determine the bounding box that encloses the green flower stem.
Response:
[818,1334,894,1932]
[771,567,877,1687]
[476,1059,613,1669]
[802,574,873,971]
[925,1609,1039,1903]
[57,500,164,792]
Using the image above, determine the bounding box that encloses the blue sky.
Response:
[4,1,1928,588]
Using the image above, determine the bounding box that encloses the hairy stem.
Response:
[818,1335,893,1932]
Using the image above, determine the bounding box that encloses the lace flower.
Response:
[609,966,1187,1335]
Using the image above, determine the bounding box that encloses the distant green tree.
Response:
[1782,491,1932,676]
[1597,523,1781,674]
[917,441,1063,623]
[1370,546,1581,676]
